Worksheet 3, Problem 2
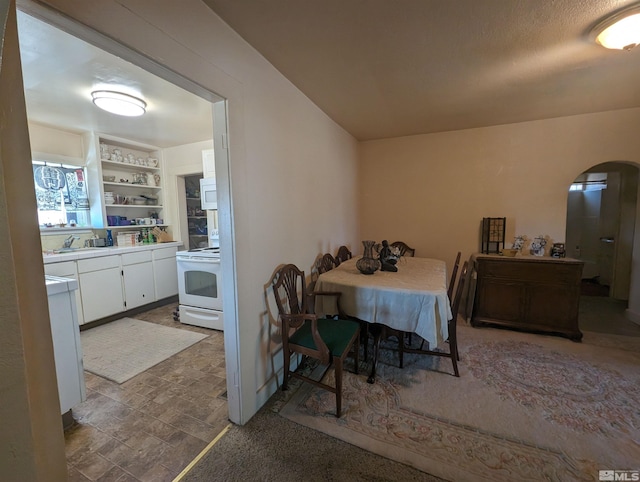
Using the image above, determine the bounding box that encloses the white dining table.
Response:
[315,256,452,381]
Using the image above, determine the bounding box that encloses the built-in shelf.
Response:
[92,134,167,233]
[106,204,163,209]
[103,181,160,190]
[101,159,160,172]
[108,224,169,229]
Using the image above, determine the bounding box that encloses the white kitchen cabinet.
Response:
[153,246,178,299]
[122,251,155,309]
[44,260,85,325]
[77,256,124,322]
[44,243,181,323]
[45,275,86,426]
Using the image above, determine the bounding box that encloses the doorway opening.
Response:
[566,161,640,335]
[16,4,241,477]
[566,161,638,301]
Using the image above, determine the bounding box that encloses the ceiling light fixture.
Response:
[91,90,147,116]
[592,5,640,51]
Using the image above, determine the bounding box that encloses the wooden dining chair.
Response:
[272,264,360,417]
[335,245,352,266]
[317,253,338,274]
[390,241,415,257]
[447,251,462,300]
[420,260,468,377]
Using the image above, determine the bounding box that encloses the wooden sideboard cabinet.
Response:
[470,254,584,341]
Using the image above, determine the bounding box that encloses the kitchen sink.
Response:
[47,247,105,255]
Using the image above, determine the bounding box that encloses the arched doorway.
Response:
[566,161,638,300]
[566,161,640,334]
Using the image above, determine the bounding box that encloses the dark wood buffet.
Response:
[470,254,584,341]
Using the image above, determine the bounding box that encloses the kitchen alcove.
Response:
[184,174,207,249]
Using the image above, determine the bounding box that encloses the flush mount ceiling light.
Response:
[592,5,640,51]
[91,90,147,116]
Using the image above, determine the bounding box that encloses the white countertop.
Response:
[42,241,183,264]
[45,275,79,295]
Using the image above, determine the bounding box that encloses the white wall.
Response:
[29,121,85,163]
[163,139,214,247]
[1,3,67,480]
[359,108,640,313]
[31,0,360,424]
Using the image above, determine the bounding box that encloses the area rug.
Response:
[279,324,640,482]
[80,317,208,383]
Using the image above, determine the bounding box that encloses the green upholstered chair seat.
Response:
[290,318,359,356]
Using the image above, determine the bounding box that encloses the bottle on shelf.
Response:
[106,229,113,247]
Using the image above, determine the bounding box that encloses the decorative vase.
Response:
[530,235,547,256]
[356,240,381,275]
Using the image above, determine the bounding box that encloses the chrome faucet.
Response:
[62,235,80,249]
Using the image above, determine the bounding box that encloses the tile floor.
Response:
[65,303,228,482]
[579,295,640,336]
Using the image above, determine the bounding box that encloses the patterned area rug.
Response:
[279,324,640,482]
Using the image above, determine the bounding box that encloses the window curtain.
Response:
[33,164,90,211]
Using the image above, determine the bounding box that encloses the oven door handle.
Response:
[178,258,220,264]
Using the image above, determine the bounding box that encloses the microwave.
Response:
[199,177,218,210]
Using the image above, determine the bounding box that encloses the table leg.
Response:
[367,324,383,384]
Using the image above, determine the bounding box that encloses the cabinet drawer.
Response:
[152,246,177,261]
[44,261,77,277]
[78,255,120,273]
[479,259,580,284]
[122,250,153,265]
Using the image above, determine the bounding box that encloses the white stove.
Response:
[176,247,223,330]
[175,246,220,259]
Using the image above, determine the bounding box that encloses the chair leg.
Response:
[335,357,343,417]
[451,347,460,377]
[399,331,405,369]
[360,321,369,362]
[353,336,360,375]
[449,330,460,377]
[282,349,290,391]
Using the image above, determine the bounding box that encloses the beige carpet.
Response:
[280,324,640,482]
[80,317,208,383]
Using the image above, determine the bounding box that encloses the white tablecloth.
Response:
[315,256,452,347]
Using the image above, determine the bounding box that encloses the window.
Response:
[32,161,91,227]
[569,173,607,192]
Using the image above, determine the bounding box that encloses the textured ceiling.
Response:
[203,0,640,140]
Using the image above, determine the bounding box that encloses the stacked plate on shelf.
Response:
[104,192,115,205]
